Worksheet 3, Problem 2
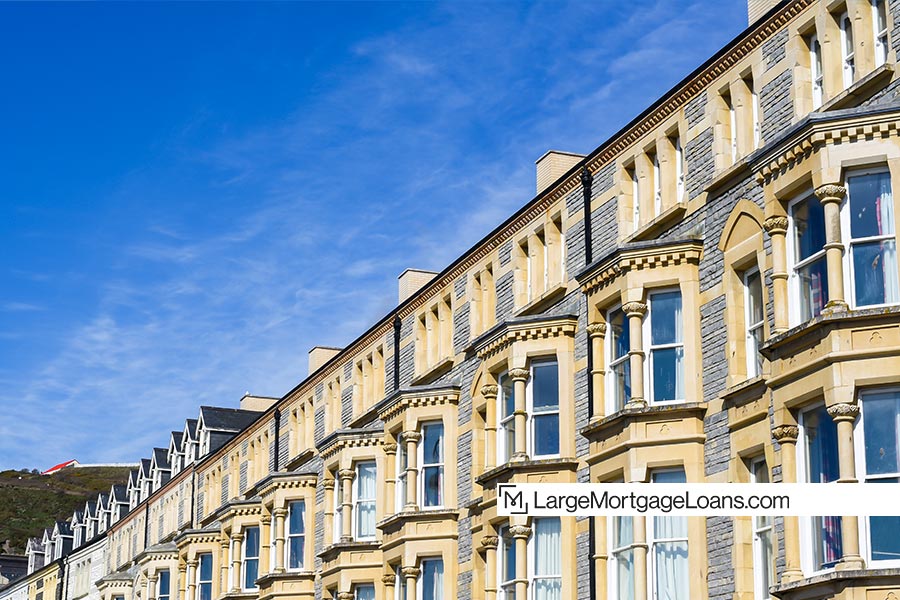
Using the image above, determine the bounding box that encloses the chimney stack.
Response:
[398,268,437,304]
[308,346,341,376]
[536,150,584,194]
[747,0,779,24]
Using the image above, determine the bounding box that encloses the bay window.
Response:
[531,361,560,457]
[499,373,515,463]
[287,500,305,570]
[647,291,684,403]
[532,517,562,600]
[750,458,774,600]
[608,306,631,413]
[355,461,376,539]
[858,389,900,564]
[840,12,855,88]
[420,422,444,508]
[242,526,259,590]
[744,268,765,378]
[649,469,689,600]
[799,405,842,571]
[420,558,444,600]
[196,554,212,600]
[844,171,898,307]
[790,193,828,322]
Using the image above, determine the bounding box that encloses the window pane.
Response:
[357,463,376,498]
[422,559,443,600]
[244,559,258,589]
[864,392,899,475]
[849,173,894,238]
[797,256,828,320]
[357,502,375,538]
[244,527,259,557]
[747,271,764,324]
[615,548,634,600]
[794,195,826,262]
[199,584,211,600]
[758,529,773,592]
[614,516,633,548]
[423,466,442,506]
[653,541,688,600]
[532,363,559,411]
[199,554,212,580]
[503,536,516,581]
[355,585,375,600]
[288,536,304,569]
[533,414,559,456]
[159,571,170,597]
[535,518,561,575]
[652,347,684,402]
[610,309,629,361]
[806,406,840,483]
[504,421,515,460]
[289,501,305,534]
[611,360,631,411]
[651,292,682,345]
[869,479,900,561]
[501,375,514,418]
[423,423,443,464]
[853,240,899,306]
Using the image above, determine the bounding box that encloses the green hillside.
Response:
[0,466,133,553]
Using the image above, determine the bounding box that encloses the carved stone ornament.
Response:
[337,593,354,600]
[763,216,789,234]
[480,535,499,549]
[622,302,648,317]
[338,468,356,481]
[382,442,398,454]
[826,402,860,421]
[401,566,421,579]
[231,532,244,542]
[382,574,397,586]
[587,323,608,337]
[402,430,422,443]
[509,368,530,381]
[771,425,799,442]
[481,384,499,399]
[322,479,335,490]
[815,184,847,202]
[509,525,532,538]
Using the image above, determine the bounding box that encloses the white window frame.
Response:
[333,473,343,542]
[157,570,170,600]
[606,304,631,415]
[787,189,828,326]
[394,564,406,600]
[528,517,562,598]
[840,168,898,309]
[853,387,900,568]
[796,405,843,576]
[528,359,560,459]
[498,371,515,464]
[652,152,662,217]
[286,500,305,571]
[241,526,260,591]
[674,136,685,203]
[810,34,824,109]
[631,168,640,232]
[751,81,761,149]
[608,505,635,600]
[498,526,516,600]
[419,422,444,509]
[354,584,376,600]
[750,457,774,600]
[417,557,444,600]
[840,12,856,88]
[874,0,889,67]
[743,267,765,379]
[647,469,689,600]
[196,553,212,600]
[643,289,685,404]
[353,461,377,541]
[396,438,408,513]
[727,93,738,163]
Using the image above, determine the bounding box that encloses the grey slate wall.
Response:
[760,69,793,143]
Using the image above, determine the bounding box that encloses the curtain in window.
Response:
[534,518,561,600]
[850,173,899,306]
[613,517,634,600]
[879,186,898,303]
[422,559,443,600]
[356,463,376,538]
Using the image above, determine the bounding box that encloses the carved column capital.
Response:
[480,535,499,549]
[186,559,198,568]
[508,368,530,382]
[401,566,421,579]
[509,525,532,538]
[763,216,789,235]
[772,425,799,443]
[338,468,356,481]
[273,507,288,518]
[587,323,608,338]
[382,574,397,586]
[260,514,272,525]
[815,183,847,203]
[827,402,860,422]
[231,532,244,542]
[337,592,354,600]
[382,442,398,454]
[622,302,647,317]
[401,430,422,443]
[322,478,335,490]
[481,384,499,399]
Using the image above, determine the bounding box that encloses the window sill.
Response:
[377,508,458,533]
[819,62,895,112]
[624,204,688,243]
[770,566,900,597]
[410,356,454,386]
[582,402,706,437]
[255,570,315,587]
[317,540,381,561]
[474,457,579,486]
[513,282,568,317]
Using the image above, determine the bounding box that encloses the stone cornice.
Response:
[318,429,383,463]
[256,471,319,501]
[578,239,704,296]
[376,385,461,424]
[474,315,579,362]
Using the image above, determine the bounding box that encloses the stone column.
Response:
[764,216,790,334]
[593,516,607,598]
[588,323,607,420]
[633,516,649,600]
[383,442,398,513]
[147,574,158,600]
[623,302,647,408]
[509,369,530,461]
[259,512,272,576]
[339,469,355,542]
[773,425,803,582]
[828,403,865,570]
[510,525,531,600]
[403,431,421,511]
[816,184,848,312]
[481,535,499,600]
[218,538,229,597]
[273,507,287,573]
[382,574,396,598]
[323,479,335,546]
[178,562,187,600]
[402,567,420,600]
[186,560,197,600]
[230,532,243,592]
[482,385,499,470]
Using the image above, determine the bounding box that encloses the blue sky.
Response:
[0,1,746,470]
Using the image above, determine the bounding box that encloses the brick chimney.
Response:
[398,268,437,304]
[308,346,341,376]
[747,0,779,24]
[536,150,585,194]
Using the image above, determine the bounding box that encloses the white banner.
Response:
[496,483,900,517]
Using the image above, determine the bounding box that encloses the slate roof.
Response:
[152,448,170,470]
[140,458,151,478]
[170,431,183,449]
[111,484,127,503]
[183,419,199,441]
[198,406,261,432]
